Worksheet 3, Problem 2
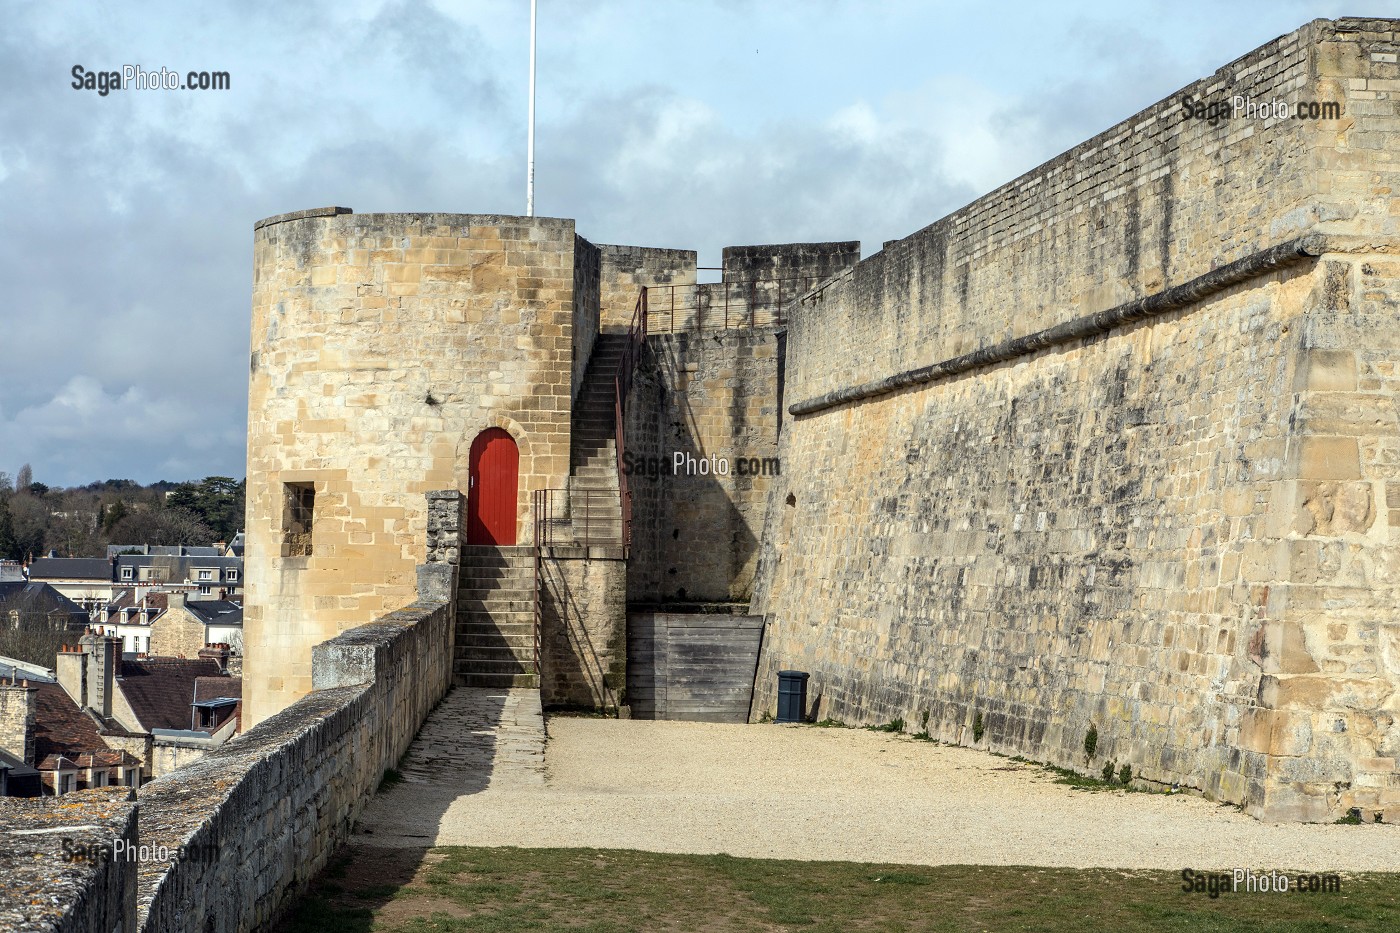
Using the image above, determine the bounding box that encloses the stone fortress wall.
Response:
[751,17,1400,821]
[626,244,857,605]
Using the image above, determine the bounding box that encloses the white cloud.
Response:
[3,0,1375,485]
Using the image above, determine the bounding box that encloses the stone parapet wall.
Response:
[787,19,1396,409]
[137,596,452,931]
[598,244,696,332]
[573,236,601,402]
[752,18,1400,822]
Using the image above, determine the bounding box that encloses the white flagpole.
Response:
[526,0,537,217]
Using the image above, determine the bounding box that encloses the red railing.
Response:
[531,489,544,675]
[644,275,824,334]
[612,289,647,553]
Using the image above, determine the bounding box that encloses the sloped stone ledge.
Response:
[789,235,1327,417]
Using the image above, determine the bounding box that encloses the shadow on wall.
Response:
[540,558,622,711]
[626,334,770,604]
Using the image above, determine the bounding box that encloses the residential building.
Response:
[0,582,89,634]
[23,557,114,605]
[111,552,243,601]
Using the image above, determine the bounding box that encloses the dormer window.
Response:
[197,569,213,581]
[121,567,133,581]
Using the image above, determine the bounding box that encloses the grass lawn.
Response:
[277,845,1400,932]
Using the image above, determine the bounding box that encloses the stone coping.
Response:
[0,787,137,933]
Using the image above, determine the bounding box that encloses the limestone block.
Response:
[1298,436,1362,480]
[1296,481,1376,536]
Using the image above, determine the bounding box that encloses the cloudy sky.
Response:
[0,0,1388,487]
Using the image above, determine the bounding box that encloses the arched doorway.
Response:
[467,428,519,545]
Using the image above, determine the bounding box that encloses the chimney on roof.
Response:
[198,643,231,673]
[78,630,119,718]
[0,680,38,765]
[56,642,87,708]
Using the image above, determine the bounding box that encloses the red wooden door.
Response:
[467,428,519,545]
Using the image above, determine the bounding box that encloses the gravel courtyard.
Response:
[352,689,1399,871]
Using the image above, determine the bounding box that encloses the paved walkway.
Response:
[354,694,1400,871]
[353,688,544,845]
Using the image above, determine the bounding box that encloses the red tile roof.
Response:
[31,684,111,766]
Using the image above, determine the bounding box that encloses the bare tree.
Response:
[109,507,214,547]
[15,464,32,493]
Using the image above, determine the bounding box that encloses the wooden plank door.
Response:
[467,428,519,545]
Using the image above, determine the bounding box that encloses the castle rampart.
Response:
[751,17,1400,821]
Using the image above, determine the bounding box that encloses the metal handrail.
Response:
[643,274,823,334]
[534,487,623,549]
[610,289,647,554]
[531,488,544,675]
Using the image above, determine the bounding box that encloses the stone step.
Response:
[570,488,619,498]
[568,465,618,479]
[456,574,532,588]
[458,565,536,579]
[458,564,535,581]
[454,632,534,648]
[454,657,533,675]
[571,507,620,516]
[457,597,533,614]
[456,613,534,629]
[454,672,540,689]
[456,583,534,601]
[460,552,536,565]
[456,622,532,636]
[453,652,535,670]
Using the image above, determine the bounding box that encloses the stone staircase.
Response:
[566,333,627,546]
[454,545,538,688]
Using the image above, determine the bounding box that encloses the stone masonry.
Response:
[752,17,1400,822]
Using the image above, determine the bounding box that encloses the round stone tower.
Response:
[244,207,589,725]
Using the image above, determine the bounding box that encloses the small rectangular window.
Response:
[198,569,212,581]
[227,569,239,582]
[283,482,316,558]
[121,567,133,580]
